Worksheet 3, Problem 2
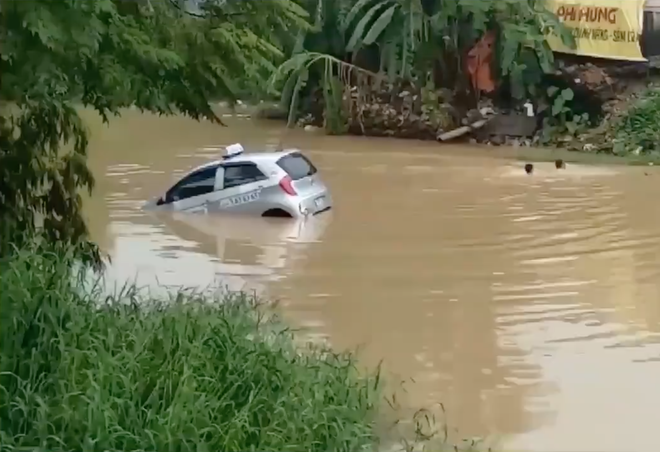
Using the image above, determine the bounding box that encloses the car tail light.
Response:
[279,175,297,196]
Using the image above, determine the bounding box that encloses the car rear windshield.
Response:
[276,152,318,180]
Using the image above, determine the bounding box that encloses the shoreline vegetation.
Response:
[248,96,660,167]
[255,0,660,164]
[0,245,486,452]
[253,63,660,165]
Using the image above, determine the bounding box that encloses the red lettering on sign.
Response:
[556,6,618,24]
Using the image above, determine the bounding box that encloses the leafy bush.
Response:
[272,0,574,131]
[0,245,380,452]
[614,89,660,155]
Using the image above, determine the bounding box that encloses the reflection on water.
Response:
[100,211,330,296]
[86,108,660,452]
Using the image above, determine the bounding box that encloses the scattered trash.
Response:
[523,100,535,117]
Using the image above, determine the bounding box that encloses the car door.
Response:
[212,163,270,214]
[163,166,218,213]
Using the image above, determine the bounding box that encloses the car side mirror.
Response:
[162,190,176,204]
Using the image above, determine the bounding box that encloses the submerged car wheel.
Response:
[262,208,292,218]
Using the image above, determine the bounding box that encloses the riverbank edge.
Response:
[239,102,660,167]
[494,144,660,167]
[0,244,486,452]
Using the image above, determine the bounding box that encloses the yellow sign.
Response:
[545,0,647,61]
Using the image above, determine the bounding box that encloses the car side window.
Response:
[164,166,217,203]
[223,164,267,189]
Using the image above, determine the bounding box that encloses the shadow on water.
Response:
[84,108,660,452]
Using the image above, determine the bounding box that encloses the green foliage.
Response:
[273,0,356,129]
[494,0,574,100]
[197,0,311,99]
[548,86,575,116]
[420,80,455,131]
[292,0,352,58]
[322,72,349,135]
[273,0,575,129]
[613,89,660,155]
[269,52,379,133]
[537,86,589,143]
[0,0,309,262]
[0,103,100,263]
[342,0,424,82]
[340,0,574,94]
[0,244,381,451]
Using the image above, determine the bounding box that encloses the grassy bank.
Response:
[0,245,380,451]
[524,86,660,166]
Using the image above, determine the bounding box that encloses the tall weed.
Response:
[0,247,380,451]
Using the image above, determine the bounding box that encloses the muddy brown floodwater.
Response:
[85,108,660,452]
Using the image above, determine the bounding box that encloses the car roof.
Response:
[189,149,300,174]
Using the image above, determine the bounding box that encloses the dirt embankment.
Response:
[258,56,660,155]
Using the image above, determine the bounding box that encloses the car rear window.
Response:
[276,152,317,181]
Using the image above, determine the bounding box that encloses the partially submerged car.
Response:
[144,144,332,218]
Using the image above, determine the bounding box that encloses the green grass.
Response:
[0,242,490,452]
[0,244,381,452]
